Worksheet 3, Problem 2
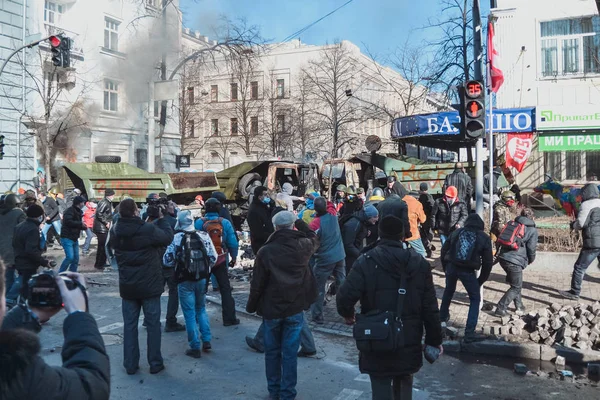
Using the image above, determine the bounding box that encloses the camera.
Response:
[28,270,76,308]
[146,196,168,219]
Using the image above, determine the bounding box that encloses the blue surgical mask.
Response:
[262,196,271,204]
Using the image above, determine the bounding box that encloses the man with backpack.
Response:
[439,214,493,343]
[491,191,518,241]
[163,210,218,358]
[495,208,538,316]
[431,186,468,246]
[195,198,240,326]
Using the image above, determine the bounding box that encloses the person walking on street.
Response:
[163,210,218,358]
[443,162,473,207]
[439,214,493,343]
[310,197,346,324]
[559,183,600,300]
[495,208,538,316]
[38,191,61,249]
[59,196,87,273]
[491,191,518,241]
[82,200,96,255]
[418,183,435,257]
[341,205,379,274]
[0,194,26,307]
[64,188,82,209]
[247,186,275,255]
[403,191,427,257]
[337,214,443,400]
[431,186,468,246]
[276,182,304,212]
[196,198,240,326]
[93,189,115,270]
[246,211,318,400]
[108,199,174,375]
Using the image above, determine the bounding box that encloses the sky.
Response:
[180,0,491,60]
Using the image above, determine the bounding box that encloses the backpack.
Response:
[201,217,227,265]
[448,228,479,268]
[497,220,525,250]
[175,232,210,281]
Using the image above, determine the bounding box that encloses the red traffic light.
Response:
[465,80,484,99]
[49,36,61,48]
[466,100,484,118]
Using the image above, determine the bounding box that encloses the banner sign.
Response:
[537,105,600,131]
[506,133,533,172]
[539,134,600,152]
[391,107,535,138]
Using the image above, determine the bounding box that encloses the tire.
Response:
[238,173,262,197]
[95,155,121,163]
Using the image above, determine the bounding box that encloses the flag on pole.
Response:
[506,133,533,173]
[487,21,504,93]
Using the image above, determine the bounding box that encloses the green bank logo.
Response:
[540,109,600,123]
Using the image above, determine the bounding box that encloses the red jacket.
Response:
[83,202,96,228]
[309,201,337,231]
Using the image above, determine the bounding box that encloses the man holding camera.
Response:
[93,189,115,271]
[108,198,174,375]
[0,260,110,399]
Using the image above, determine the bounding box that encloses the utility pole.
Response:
[148,81,155,172]
[473,0,485,218]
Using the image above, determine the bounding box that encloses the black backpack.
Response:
[175,232,210,282]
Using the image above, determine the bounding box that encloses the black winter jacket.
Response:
[247,221,318,320]
[93,198,113,234]
[0,307,110,400]
[341,209,371,265]
[575,184,600,249]
[13,218,48,272]
[0,205,26,266]
[247,197,275,254]
[441,214,493,285]
[498,216,538,268]
[336,240,443,377]
[61,206,85,241]
[42,196,60,223]
[109,217,174,300]
[443,169,473,204]
[431,198,468,235]
[376,195,412,239]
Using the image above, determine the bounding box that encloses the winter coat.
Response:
[56,198,67,215]
[93,198,113,234]
[61,206,85,241]
[246,221,318,320]
[376,195,412,239]
[338,198,364,217]
[309,201,337,232]
[341,209,371,268]
[431,198,468,236]
[443,169,473,204]
[441,214,493,285]
[336,239,443,377]
[13,218,48,272]
[163,231,218,282]
[0,307,110,400]
[314,212,346,267]
[498,216,538,268]
[195,212,239,260]
[418,192,435,231]
[574,184,600,249]
[403,195,426,241]
[247,197,275,254]
[384,181,408,198]
[42,196,60,223]
[108,217,174,300]
[276,182,302,211]
[82,202,96,228]
[0,205,26,266]
[491,201,517,237]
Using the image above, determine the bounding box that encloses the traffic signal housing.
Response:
[0,135,5,160]
[50,35,62,67]
[60,37,71,68]
[463,80,486,139]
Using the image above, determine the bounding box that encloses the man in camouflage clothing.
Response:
[491,191,518,240]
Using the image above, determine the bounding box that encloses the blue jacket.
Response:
[195,212,239,259]
[314,213,346,267]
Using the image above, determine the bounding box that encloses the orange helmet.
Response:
[195,195,203,201]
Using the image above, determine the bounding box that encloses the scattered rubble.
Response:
[514,363,528,375]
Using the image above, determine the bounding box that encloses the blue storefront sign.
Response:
[391,107,535,138]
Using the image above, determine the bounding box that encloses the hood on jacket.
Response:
[368,240,419,279]
[212,191,227,203]
[175,210,195,232]
[113,217,144,236]
[515,215,536,227]
[581,183,600,202]
[282,182,294,195]
[391,182,408,197]
[464,214,484,230]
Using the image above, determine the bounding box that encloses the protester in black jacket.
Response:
[108,198,174,375]
[495,208,538,316]
[431,186,468,245]
[341,205,379,274]
[337,215,443,398]
[440,214,493,343]
[0,194,26,306]
[38,191,61,249]
[0,262,110,400]
[418,183,435,257]
[13,205,54,300]
[59,196,87,273]
[443,163,473,206]
[93,189,115,270]
[247,186,275,255]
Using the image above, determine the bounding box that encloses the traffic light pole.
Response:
[0,35,56,80]
[148,81,156,173]
[473,0,485,218]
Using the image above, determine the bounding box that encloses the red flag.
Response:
[506,133,533,173]
[487,21,504,93]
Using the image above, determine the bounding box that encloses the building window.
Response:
[230,118,238,135]
[136,149,148,170]
[251,116,258,135]
[230,83,238,101]
[565,152,582,179]
[44,1,63,25]
[103,79,119,112]
[587,152,600,180]
[189,120,195,138]
[540,16,600,76]
[211,119,219,136]
[277,115,285,133]
[251,81,258,100]
[153,101,159,118]
[544,152,562,180]
[210,85,218,102]
[210,152,220,162]
[187,87,194,104]
[276,79,285,98]
[104,17,120,51]
[146,0,160,8]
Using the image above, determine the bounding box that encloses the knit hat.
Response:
[73,196,86,206]
[4,194,20,209]
[272,210,296,227]
[105,189,115,197]
[73,188,82,195]
[445,186,458,199]
[363,205,379,219]
[175,210,195,232]
[26,204,45,218]
[420,183,428,192]
[205,198,221,213]
[379,215,404,240]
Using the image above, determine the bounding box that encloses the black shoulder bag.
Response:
[352,256,407,353]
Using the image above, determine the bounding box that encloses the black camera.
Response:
[28,270,76,308]
[146,196,168,219]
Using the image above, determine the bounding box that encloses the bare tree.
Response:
[290,71,323,161]
[209,130,236,170]
[177,61,207,158]
[261,69,291,158]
